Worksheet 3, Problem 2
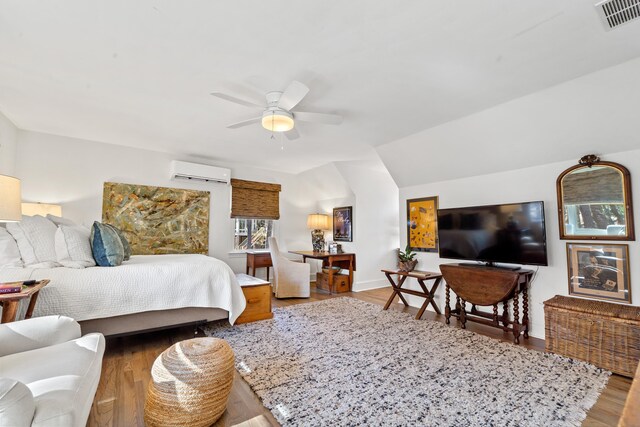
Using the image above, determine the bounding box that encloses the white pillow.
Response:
[46,214,76,227]
[55,225,96,268]
[6,215,61,267]
[0,378,35,427]
[0,228,23,267]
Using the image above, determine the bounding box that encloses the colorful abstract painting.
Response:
[407,196,438,252]
[102,182,210,255]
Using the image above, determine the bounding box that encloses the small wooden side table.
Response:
[245,251,272,281]
[0,280,50,323]
[381,269,442,320]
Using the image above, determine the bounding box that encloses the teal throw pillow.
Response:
[90,221,124,267]
[105,224,131,261]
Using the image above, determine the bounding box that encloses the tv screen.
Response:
[437,201,548,266]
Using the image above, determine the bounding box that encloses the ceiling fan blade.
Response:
[277,81,309,111]
[227,117,262,129]
[210,92,264,109]
[284,128,300,140]
[294,111,343,125]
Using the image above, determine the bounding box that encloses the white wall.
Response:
[0,111,18,175]
[14,130,315,277]
[378,57,640,188]
[297,156,401,291]
[397,149,640,339]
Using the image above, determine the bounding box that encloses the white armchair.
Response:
[0,316,105,427]
[269,237,311,298]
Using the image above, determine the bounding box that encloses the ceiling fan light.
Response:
[261,111,294,132]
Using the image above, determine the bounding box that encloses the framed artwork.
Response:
[566,242,631,304]
[407,196,438,252]
[333,206,353,242]
[102,182,210,255]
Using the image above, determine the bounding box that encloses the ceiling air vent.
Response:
[596,0,640,30]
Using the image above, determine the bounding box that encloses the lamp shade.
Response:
[22,202,62,217]
[307,213,329,230]
[0,175,22,222]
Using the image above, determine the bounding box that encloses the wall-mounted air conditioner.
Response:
[170,160,231,184]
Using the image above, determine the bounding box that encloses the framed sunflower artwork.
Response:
[407,196,438,252]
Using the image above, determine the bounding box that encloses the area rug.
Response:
[205,297,610,427]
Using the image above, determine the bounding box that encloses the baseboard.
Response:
[352,279,390,292]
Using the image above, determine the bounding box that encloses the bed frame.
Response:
[79,307,228,337]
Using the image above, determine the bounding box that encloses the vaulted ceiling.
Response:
[1,1,640,175]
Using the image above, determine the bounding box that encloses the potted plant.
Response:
[398,244,418,272]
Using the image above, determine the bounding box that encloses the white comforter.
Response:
[0,254,247,324]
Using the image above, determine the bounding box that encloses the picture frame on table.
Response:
[407,196,438,252]
[566,242,631,304]
[333,206,353,242]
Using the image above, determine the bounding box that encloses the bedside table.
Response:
[245,251,273,281]
[0,279,50,323]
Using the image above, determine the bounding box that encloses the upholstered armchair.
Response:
[268,237,311,298]
[0,315,105,427]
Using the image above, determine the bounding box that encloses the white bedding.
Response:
[0,254,247,324]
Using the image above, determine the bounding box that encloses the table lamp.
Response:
[307,213,329,253]
[21,202,62,217]
[0,175,22,222]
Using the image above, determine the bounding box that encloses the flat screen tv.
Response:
[437,201,548,267]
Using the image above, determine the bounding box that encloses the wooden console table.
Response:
[0,280,50,323]
[382,269,442,320]
[289,251,356,294]
[245,251,272,281]
[440,263,533,344]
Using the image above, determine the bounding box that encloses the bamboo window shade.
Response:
[230,178,281,219]
[562,167,624,205]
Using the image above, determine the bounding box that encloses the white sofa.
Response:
[0,316,105,426]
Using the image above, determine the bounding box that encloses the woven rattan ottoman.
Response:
[544,295,640,377]
[144,337,235,427]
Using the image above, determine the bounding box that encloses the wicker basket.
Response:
[544,295,640,377]
[144,338,235,427]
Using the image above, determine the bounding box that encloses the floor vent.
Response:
[596,0,640,30]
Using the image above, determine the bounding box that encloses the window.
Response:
[234,219,275,250]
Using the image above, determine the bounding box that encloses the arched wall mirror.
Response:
[557,155,635,240]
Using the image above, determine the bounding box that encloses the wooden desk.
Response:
[381,269,442,319]
[0,280,50,323]
[440,263,533,344]
[289,251,356,294]
[245,251,272,281]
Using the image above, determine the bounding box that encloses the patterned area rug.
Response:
[205,297,610,427]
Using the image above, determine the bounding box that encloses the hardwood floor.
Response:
[87,286,632,427]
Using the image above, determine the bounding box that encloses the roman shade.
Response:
[230,179,281,219]
[562,167,624,205]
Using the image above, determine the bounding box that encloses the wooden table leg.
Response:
[459,299,467,329]
[383,273,409,310]
[266,267,270,282]
[445,285,451,324]
[513,291,520,344]
[415,278,441,318]
[522,279,530,339]
[328,258,334,294]
[502,301,509,332]
[25,291,41,319]
[348,256,354,291]
[1,301,19,323]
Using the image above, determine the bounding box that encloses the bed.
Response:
[0,254,246,336]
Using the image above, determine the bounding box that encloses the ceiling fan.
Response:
[210,81,343,140]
